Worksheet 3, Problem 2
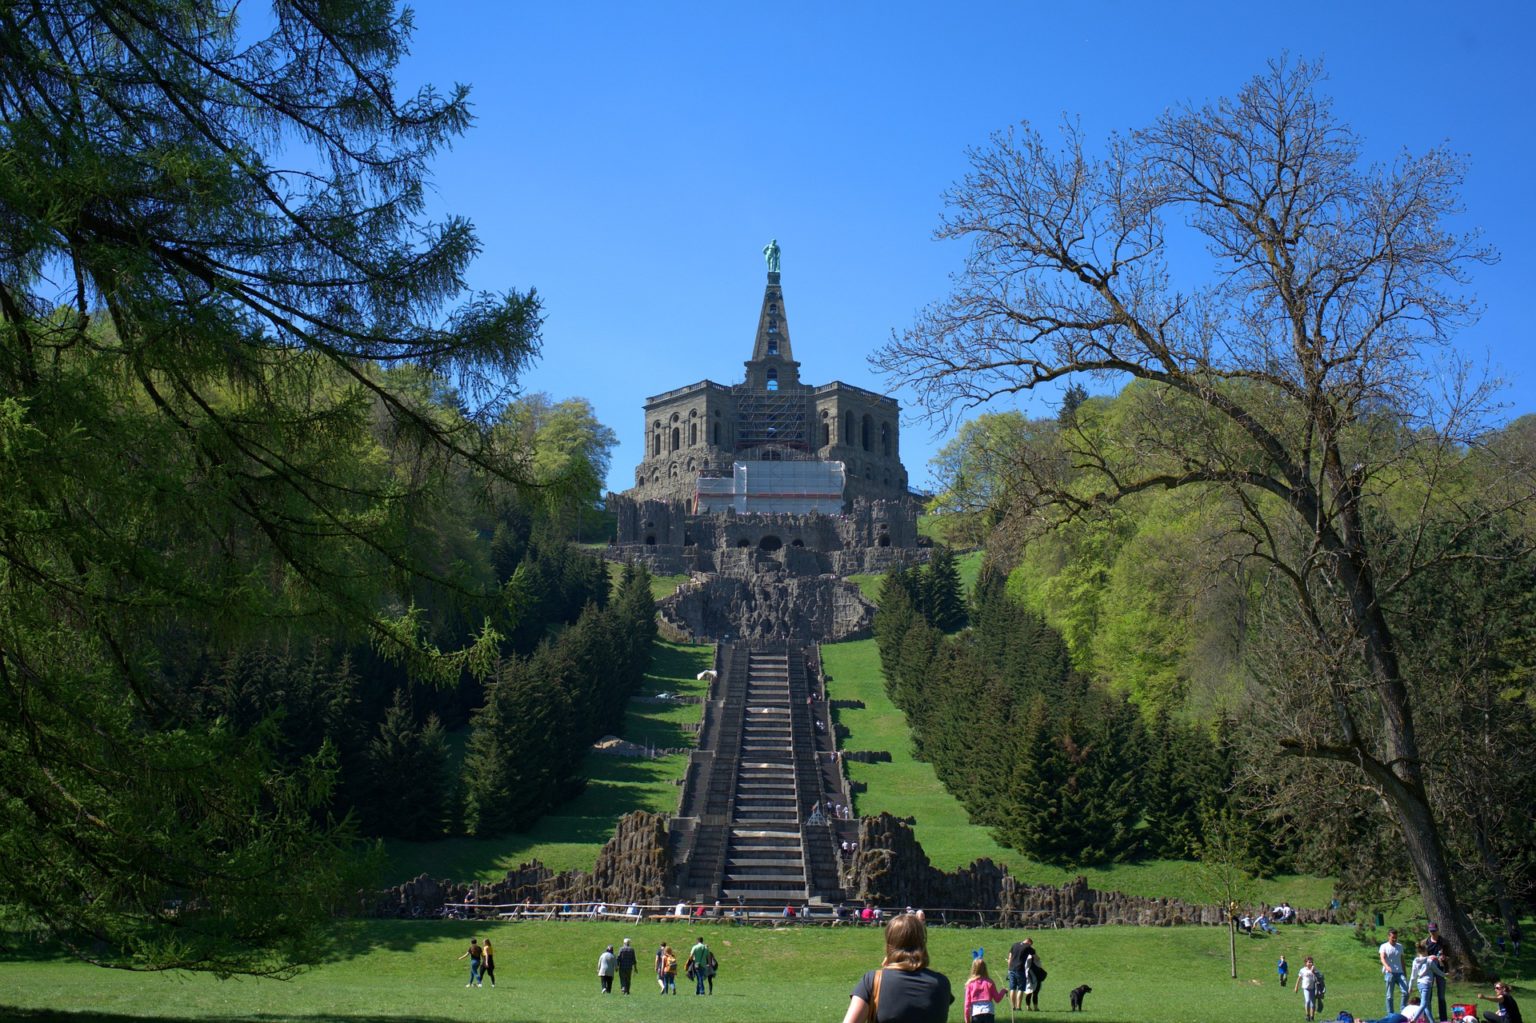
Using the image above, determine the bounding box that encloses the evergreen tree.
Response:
[363,690,451,841]
[0,0,539,973]
[922,546,968,632]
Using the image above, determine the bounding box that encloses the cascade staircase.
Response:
[672,643,844,905]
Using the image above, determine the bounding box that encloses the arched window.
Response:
[689,421,697,446]
[820,423,830,447]
[652,432,661,456]
[861,414,872,452]
[713,422,721,445]
[766,368,778,392]
[881,422,891,457]
[767,338,778,355]
[671,426,680,451]
[845,411,855,447]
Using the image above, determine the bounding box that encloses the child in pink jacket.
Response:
[964,958,1006,1023]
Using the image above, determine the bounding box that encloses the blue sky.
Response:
[387,1,1535,493]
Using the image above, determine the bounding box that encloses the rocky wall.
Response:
[845,813,1325,928]
[659,573,875,643]
[363,811,672,918]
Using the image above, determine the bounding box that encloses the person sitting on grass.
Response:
[1476,981,1523,1023]
[1364,991,1430,1023]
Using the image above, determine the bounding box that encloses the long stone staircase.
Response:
[672,643,844,905]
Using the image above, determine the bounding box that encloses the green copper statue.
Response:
[763,238,781,273]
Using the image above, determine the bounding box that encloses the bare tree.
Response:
[876,58,1532,976]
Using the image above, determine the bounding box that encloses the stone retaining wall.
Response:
[364,811,672,918]
[846,813,1328,928]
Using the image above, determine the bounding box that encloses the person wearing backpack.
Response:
[660,942,679,994]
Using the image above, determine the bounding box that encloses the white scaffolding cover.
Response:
[695,460,845,515]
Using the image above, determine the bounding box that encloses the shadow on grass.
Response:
[0,1010,539,1023]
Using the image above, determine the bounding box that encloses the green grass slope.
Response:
[823,635,1330,908]
[4,917,1528,1023]
[381,640,714,882]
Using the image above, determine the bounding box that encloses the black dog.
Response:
[1069,985,1092,1011]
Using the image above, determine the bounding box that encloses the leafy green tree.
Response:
[498,394,618,540]
[875,58,1518,968]
[0,1,538,973]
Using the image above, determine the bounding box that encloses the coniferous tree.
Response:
[0,0,541,973]
[922,546,968,632]
[363,690,451,841]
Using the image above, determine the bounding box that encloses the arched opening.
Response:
[767,337,778,355]
[845,410,855,447]
[671,426,680,451]
[878,534,891,548]
[791,538,805,548]
[766,368,778,392]
[713,422,721,445]
[645,535,657,546]
[820,423,830,447]
[652,433,661,456]
[881,422,891,457]
[689,421,697,445]
[861,414,872,452]
[758,535,783,552]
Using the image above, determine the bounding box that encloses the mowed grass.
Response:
[380,641,713,882]
[603,560,691,601]
[4,917,1529,1023]
[822,636,1331,908]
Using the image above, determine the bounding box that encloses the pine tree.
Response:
[0,0,539,973]
[362,690,451,841]
[922,546,968,632]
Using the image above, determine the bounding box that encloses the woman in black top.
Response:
[841,913,954,1023]
[1478,981,1523,1023]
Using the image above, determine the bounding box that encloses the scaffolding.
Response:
[696,460,845,515]
[732,386,808,452]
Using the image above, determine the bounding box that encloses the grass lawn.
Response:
[4,917,1528,1023]
[603,561,691,602]
[380,641,713,883]
[822,636,1332,908]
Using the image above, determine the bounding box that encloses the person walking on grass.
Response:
[481,938,496,988]
[617,937,637,994]
[964,957,1005,1023]
[1021,938,1045,1011]
[1382,928,1410,1016]
[660,942,679,994]
[1279,954,1289,988]
[598,944,616,994]
[690,936,712,995]
[1007,936,1029,1013]
[1294,956,1319,1022]
[457,937,483,988]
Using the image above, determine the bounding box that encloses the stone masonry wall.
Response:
[846,813,1328,928]
[364,811,672,918]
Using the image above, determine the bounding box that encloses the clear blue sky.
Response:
[386,1,1535,493]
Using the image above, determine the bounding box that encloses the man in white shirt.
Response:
[1380,928,1409,1015]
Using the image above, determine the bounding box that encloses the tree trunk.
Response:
[1229,918,1238,980]
[1387,776,1485,980]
